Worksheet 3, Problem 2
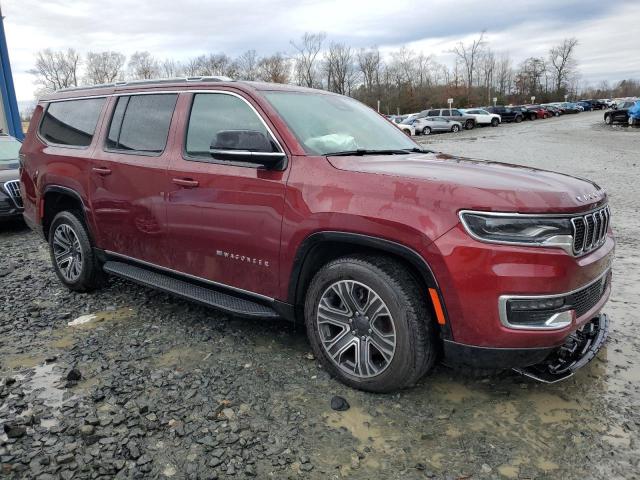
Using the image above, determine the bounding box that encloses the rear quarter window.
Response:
[39,98,105,147]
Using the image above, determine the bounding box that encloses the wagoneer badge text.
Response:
[216,250,270,268]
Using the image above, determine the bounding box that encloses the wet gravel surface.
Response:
[1,111,639,479]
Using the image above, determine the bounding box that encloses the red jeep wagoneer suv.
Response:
[20,77,614,391]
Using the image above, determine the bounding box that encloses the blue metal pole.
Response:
[0,7,24,140]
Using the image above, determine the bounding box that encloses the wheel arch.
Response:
[288,231,451,337]
[42,185,92,241]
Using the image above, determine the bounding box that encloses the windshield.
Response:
[0,138,21,162]
[263,91,417,155]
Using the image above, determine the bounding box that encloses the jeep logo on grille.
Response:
[576,190,604,203]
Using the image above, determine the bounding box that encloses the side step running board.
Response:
[103,261,279,319]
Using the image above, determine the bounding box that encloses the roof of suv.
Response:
[39,77,332,102]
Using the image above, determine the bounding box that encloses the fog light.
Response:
[509,297,565,311]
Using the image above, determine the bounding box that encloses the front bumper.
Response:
[443,314,609,382]
[427,222,614,348]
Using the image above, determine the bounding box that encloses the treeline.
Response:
[28,32,640,115]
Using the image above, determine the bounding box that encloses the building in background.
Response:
[0,7,23,140]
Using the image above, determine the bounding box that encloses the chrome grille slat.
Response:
[571,205,609,256]
[3,180,22,208]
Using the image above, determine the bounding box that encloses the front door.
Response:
[89,93,178,267]
[165,91,289,299]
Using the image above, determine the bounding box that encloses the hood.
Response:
[327,152,606,213]
[0,166,20,184]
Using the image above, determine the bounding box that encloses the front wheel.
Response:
[515,115,523,123]
[422,126,431,135]
[490,118,499,127]
[304,256,436,392]
[605,115,612,125]
[49,211,105,292]
[451,124,461,132]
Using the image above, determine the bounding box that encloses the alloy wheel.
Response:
[316,280,397,378]
[52,224,83,282]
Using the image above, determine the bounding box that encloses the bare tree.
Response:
[357,47,382,92]
[323,42,357,95]
[451,31,486,93]
[237,50,260,80]
[85,51,125,85]
[291,32,326,87]
[160,58,182,78]
[495,53,513,97]
[258,53,290,83]
[548,37,578,94]
[128,51,159,80]
[28,48,81,91]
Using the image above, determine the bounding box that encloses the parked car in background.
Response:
[510,106,539,121]
[604,100,637,125]
[575,101,592,111]
[558,102,581,114]
[397,118,416,136]
[542,105,562,116]
[424,108,476,130]
[523,105,551,119]
[486,106,524,123]
[0,134,23,222]
[414,116,462,134]
[459,108,501,127]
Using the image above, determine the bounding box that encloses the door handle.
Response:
[92,166,112,176]
[172,178,199,188]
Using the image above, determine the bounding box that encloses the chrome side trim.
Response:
[498,268,611,330]
[104,250,274,302]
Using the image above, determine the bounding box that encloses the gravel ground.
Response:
[1,111,639,480]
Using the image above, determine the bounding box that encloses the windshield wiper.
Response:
[327,148,413,156]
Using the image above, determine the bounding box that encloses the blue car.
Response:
[577,101,593,111]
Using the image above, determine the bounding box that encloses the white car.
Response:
[459,108,501,127]
[396,121,415,136]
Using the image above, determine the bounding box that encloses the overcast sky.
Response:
[3,0,639,101]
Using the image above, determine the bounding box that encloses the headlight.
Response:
[459,211,573,252]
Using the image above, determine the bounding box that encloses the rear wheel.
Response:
[490,118,499,127]
[49,211,105,292]
[515,115,523,123]
[422,126,431,135]
[464,119,475,130]
[451,124,460,133]
[304,256,437,392]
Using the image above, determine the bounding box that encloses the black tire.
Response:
[402,129,411,137]
[490,118,499,127]
[49,210,105,292]
[604,115,612,125]
[422,126,431,135]
[451,124,460,133]
[464,119,475,130]
[515,115,523,123]
[304,255,437,392]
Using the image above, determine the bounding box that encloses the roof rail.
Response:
[57,76,233,93]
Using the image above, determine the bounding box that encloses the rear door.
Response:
[165,91,289,299]
[88,92,178,267]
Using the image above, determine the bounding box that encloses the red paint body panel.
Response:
[20,79,615,356]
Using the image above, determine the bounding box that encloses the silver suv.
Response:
[424,108,476,130]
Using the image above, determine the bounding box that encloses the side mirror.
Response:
[209,130,286,169]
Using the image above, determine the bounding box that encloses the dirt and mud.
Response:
[1,111,638,479]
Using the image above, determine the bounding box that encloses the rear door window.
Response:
[106,94,178,154]
[39,98,105,147]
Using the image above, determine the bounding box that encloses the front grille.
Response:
[571,206,609,255]
[3,180,22,208]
